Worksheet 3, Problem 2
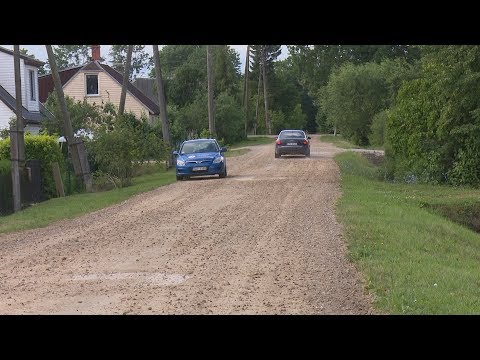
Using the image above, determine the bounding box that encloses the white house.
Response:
[0,46,52,135]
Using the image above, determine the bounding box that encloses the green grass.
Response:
[320,134,383,150]
[0,167,176,234]
[335,152,480,314]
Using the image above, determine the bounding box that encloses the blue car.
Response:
[173,138,228,181]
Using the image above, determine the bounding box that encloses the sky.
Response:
[0,45,289,76]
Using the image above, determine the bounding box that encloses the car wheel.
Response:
[219,166,227,178]
[306,151,310,158]
[176,175,183,181]
[275,152,280,158]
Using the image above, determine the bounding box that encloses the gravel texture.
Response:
[0,135,374,314]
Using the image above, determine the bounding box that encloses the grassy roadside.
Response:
[0,136,269,234]
[225,136,275,158]
[320,134,383,150]
[335,152,480,314]
[0,166,176,234]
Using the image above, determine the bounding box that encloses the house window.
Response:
[86,74,99,95]
[29,70,36,101]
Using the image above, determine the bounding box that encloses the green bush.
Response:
[271,110,286,134]
[386,46,480,187]
[369,110,388,147]
[87,112,168,188]
[0,134,64,198]
[214,92,245,144]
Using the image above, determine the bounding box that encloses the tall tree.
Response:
[152,45,171,151]
[54,45,90,69]
[213,45,241,96]
[46,45,93,191]
[118,45,133,116]
[250,45,281,134]
[110,45,150,80]
[255,58,262,135]
[207,45,215,137]
[243,45,250,136]
[40,45,90,75]
[262,47,271,134]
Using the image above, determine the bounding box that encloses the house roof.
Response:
[132,78,159,106]
[38,61,160,115]
[38,65,83,103]
[0,46,45,68]
[0,84,45,124]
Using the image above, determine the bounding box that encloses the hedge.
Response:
[0,134,64,198]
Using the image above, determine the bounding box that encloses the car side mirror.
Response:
[220,147,227,153]
[172,151,179,156]
[307,136,311,140]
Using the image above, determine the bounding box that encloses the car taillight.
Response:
[303,140,308,145]
[276,139,281,145]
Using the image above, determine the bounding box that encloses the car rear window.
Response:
[279,131,305,139]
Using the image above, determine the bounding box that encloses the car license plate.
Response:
[287,142,297,146]
[192,166,207,171]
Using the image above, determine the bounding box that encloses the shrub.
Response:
[0,134,64,198]
[369,110,388,147]
[87,112,168,188]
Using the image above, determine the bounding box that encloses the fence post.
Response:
[51,162,65,197]
[10,128,21,212]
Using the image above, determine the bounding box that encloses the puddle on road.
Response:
[70,272,190,286]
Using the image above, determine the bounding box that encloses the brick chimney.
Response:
[91,45,101,61]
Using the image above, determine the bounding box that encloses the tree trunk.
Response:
[46,45,92,192]
[207,45,215,137]
[262,46,271,135]
[11,45,25,212]
[152,45,172,167]
[243,45,250,137]
[255,60,262,136]
[118,45,133,116]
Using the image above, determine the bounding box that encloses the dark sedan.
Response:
[275,130,311,158]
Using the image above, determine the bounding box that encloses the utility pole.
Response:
[10,45,25,212]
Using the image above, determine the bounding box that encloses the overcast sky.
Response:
[0,45,289,76]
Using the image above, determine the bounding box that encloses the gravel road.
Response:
[0,135,374,314]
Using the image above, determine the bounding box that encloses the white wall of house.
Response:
[0,99,15,130]
[0,51,26,105]
[63,71,151,119]
[24,65,39,112]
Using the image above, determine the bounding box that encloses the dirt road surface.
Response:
[0,135,374,314]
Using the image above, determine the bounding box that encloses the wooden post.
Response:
[13,45,25,169]
[10,128,21,212]
[51,162,65,197]
[76,141,92,191]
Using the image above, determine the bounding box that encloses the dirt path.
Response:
[0,135,374,314]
